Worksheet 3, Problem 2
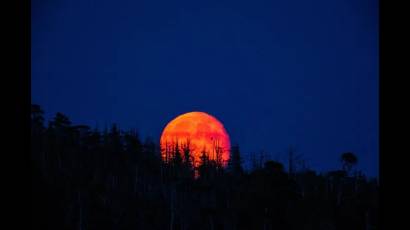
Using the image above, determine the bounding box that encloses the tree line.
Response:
[31,104,378,230]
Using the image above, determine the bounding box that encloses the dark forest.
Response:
[31,104,378,230]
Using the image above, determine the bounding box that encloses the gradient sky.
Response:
[31,0,379,177]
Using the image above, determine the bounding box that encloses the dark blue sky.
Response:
[32,0,379,176]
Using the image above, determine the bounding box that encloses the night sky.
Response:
[31,0,379,177]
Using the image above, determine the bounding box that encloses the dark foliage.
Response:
[31,105,378,230]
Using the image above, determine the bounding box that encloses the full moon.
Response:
[160,111,231,167]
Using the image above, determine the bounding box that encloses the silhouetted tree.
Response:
[173,141,183,167]
[31,104,45,129]
[31,104,45,171]
[181,139,194,180]
[264,160,284,173]
[341,152,358,174]
[227,144,243,177]
[52,112,71,129]
[198,147,210,180]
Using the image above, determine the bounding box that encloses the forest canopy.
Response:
[31,104,378,230]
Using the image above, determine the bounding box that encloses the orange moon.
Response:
[160,111,231,167]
